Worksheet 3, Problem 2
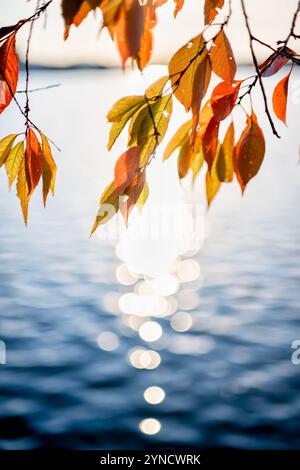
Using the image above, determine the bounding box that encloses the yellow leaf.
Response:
[0,133,18,166]
[163,120,192,161]
[107,95,145,150]
[90,180,120,235]
[145,76,169,99]
[40,132,57,207]
[169,34,208,112]
[206,144,222,206]
[5,140,24,189]
[191,145,204,182]
[177,139,193,179]
[136,180,149,211]
[217,121,234,182]
[16,158,30,225]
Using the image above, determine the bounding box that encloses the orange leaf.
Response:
[235,112,265,192]
[210,31,236,83]
[202,115,219,172]
[169,34,209,113]
[206,145,221,206]
[217,121,234,182]
[210,80,242,121]
[137,2,156,71]
[173,0,184,17]
[120,171,146,224]
[0,34,19,113]
[17,158,30,225]
[177,139,193,179]
[114,146,141,195]
[25,128,42,197]
[114,0,144,68]
[272,68,292,125]
[191,55,211,143]
[204,0,224,25]
[40,132,57,207]
[62,0,101,39]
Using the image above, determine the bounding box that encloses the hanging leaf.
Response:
[210,80,242,121]
[25,128,42,197]
[91,180,120,235]
[191,55,212,142]
[168,34,209,112]
[120,170,146,223]
[210,31,236,83]
[40,132,57,206]
[272,68,292,125]
[173,0,185,17]
[17,158,30,225]
[107,95,145,150]
[62,0,102,40]
[235,112,265,192]
[202,115,219,171]
[259,46,297,77]
[114,146,141,195]
[101,0,123,29]
[191,145,204,182]
[204,0,225,25]
[5,140,24,188]
[136,180,149,211]
[0,133,18,166]
[137,2,156,71]
[217,121,234,182]
[163,120,192,160]
[0,34,19,113]
[114,0,144,68]
[206,145,221,206]
[177,139,194,179]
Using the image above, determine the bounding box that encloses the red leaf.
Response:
[235,112,265,192]
[114,146,141,195]
[210,80,242,121]
[25,128,42,196]
[0,34,19,113]
[272,68,292,125]
[259,46,297,77]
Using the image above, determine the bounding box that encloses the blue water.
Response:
[0,68,299,449]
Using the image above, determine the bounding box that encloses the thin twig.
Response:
[240,0,280,138]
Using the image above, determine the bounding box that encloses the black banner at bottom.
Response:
[0,450,299,468]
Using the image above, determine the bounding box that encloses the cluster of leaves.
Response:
[91,0,299,233]
[0,26,56,223]
[0,0,298,228]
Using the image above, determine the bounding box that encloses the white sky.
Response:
[1,0,299,67]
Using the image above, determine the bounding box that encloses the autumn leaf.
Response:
[5,140,24,188]
[191,145,204,182]
[107,95,145,150]
[217,121,234,182]
[202,115,219,171]
[62,0,102,39]
[259,46,297,77]
[114,146,141,195]
[169,34,209,113]
[206,145,222,206]
[210,31,236,83]
[91,180,120,235]
[40,132,57,206]
[101,0,123,29]
[272,68,292,125]
[0,34,19,114]
[114,0,144,68]
[235,112,265,192]
[120,170,146,223]
[17,158,30,225]
[0,133,18,166]
[204,0,225,25]
[173,0,185,17]
[163,119,192,160]
[25,128,42,197]
[137,2,156,71]
[177,139,194,179]
[210,80,242,121]
[136,179,149,211]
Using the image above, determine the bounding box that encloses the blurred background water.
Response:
[0,66,299,450]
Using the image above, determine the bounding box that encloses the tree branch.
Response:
[240,0,280,138]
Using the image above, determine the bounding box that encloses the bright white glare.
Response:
[139,418,161,435]
[139,321,162,342]
[129,348,161,369]
[170,311,193,332]
[149,274,179,296]
[116,263,139,285]
[144,386,165,405]
[177,259,202,283]
[97,331,119,351]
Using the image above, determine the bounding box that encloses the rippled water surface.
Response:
[0,67,299,449]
